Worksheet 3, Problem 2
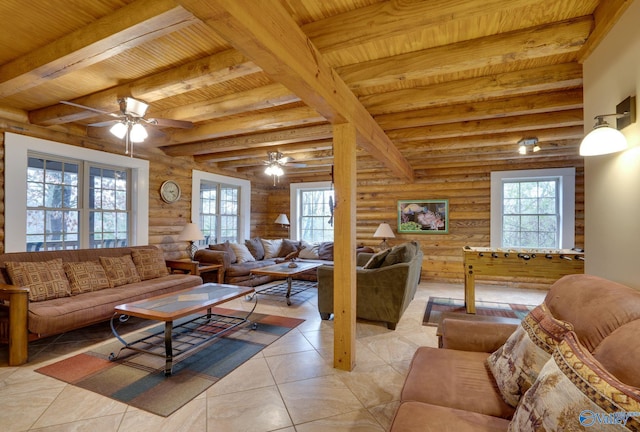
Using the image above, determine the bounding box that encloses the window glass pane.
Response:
[299,188,334,242]
[199,181,239,245]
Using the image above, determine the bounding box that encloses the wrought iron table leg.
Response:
[286,277,292,306]
[164,321,173,376]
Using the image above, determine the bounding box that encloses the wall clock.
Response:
[160,180,181,203]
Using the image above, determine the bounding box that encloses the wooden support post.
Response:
[332,123,357,371]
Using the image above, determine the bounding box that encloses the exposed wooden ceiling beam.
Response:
[338,17,591,90]
[29,49,259,126]
[193,140,333,163]
[0,0,196,99]
[578,0,634,62]
[176,0,414,182]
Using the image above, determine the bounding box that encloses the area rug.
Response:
[422,297,537,327]
[36,307,304,417]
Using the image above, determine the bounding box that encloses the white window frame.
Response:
[5,132,149,252]
[289,181,333,241]
[490,168,575,249]
[191,170,251,242]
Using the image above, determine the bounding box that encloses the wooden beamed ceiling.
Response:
[0,0,633,184]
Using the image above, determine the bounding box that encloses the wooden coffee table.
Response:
[110,283,256,376]
[250,261,323,305]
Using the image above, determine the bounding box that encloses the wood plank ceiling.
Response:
[0,0,631,185]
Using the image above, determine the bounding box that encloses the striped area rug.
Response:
[36,308,303,417]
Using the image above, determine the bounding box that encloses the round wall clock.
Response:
[160,180,181,203]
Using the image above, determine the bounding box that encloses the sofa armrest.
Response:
[440,318,518,353]
[0,284,30,365]
[194,249,230,268]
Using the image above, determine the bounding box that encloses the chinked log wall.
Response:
[260,159,584,288]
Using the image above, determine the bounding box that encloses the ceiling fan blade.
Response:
[287,163,307,168]
[146,118,194,129]
[60,101,121,118]
[277,156,293,164]
[87,120,120,127]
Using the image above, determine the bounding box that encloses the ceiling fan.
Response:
[263,151,306,185]
[60,97,194,156]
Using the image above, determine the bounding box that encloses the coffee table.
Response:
[110,283,256,376]
[250,261,323,305]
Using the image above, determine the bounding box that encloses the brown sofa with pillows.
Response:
[194,238,373,287]
[0,246,203,365]
[317,241,423,330]
[390,274,640,431]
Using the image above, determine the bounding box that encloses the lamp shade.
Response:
[579,124,628,156]
[129,123,148,143]
[178,223,205,241]
[373,223,395,239]
[274,214,290,225]
[109,122,128,139]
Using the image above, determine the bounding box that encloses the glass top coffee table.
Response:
[250,261,323,305]
[110,283,256,376]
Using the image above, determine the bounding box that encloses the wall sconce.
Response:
[517,137,540,155]
[373,222,395,250]
[580,96,636,156]
[274,213,290,228]
[178,222,204,260]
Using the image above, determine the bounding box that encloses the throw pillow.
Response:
[245,237,265,260]
[486,303,574,407]
[279,239,301,257]
[99,255,142,288]
[209,241,237,264]
[6,258,71,302]
[363,249,391,269]
[131,248,169,280]
[261,238,283,259]
[63,261,110,294]
[318,242,334,260]
[508,332,640,432]
[381,242,416,267]
[229,243,256,263]
[299,241,320,259]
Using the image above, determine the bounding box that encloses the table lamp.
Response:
[373,222,395,250]
[178,222,205,260]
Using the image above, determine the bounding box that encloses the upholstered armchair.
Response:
[316,241,423,330]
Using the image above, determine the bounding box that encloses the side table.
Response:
[165,259,224,284]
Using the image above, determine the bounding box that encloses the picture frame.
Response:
[397,199,449,234]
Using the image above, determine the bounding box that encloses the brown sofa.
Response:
[317,241,423,330]
[390,274,640,431]
[195,238,373,287]
[0,246,203,365]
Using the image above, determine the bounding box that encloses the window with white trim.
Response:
[490,168,575,249]
[290,182,334,242]
[199,181,240,244]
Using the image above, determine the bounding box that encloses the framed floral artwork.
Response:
[397,199,449,234]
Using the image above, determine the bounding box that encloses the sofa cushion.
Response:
[486,303,574,407]
[229,243,255,263]
[209,241,237,264]
[318,242,334,260]
[63,261,110,294]
[245,237,265,260]
[391,401,511,432]
[363,249,391,269]
[299,241,320,259]
[6,258,71,302]
[99,255,141,288]
[401,346,515,419]
[544,274,640,352]
[131,248,169,281]
[593,319,640,388]
[279,239,301,257]
[508,332,640,431]
[261,238,282,259]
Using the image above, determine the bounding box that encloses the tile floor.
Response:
[0,281,546,432]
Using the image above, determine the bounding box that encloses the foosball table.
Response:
[462,246,585,313]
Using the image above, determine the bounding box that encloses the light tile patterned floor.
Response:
[0,282,546,432]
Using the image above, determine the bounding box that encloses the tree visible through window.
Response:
[299,189,334,242]
[502,179,559,248]
[199,181,239,244]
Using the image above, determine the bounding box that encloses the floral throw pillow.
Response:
[486,303,574,407]
[508,332,640,431]
[6,258,71,302]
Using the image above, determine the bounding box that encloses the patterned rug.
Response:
[422,297,537,327]
[36,308,304,417]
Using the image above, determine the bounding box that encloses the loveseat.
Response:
[317,241,423,330]
[390,274,640,431]
[194,238,373,287]
[0,245,203,365]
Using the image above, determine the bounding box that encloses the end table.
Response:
[165,259,224,284]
